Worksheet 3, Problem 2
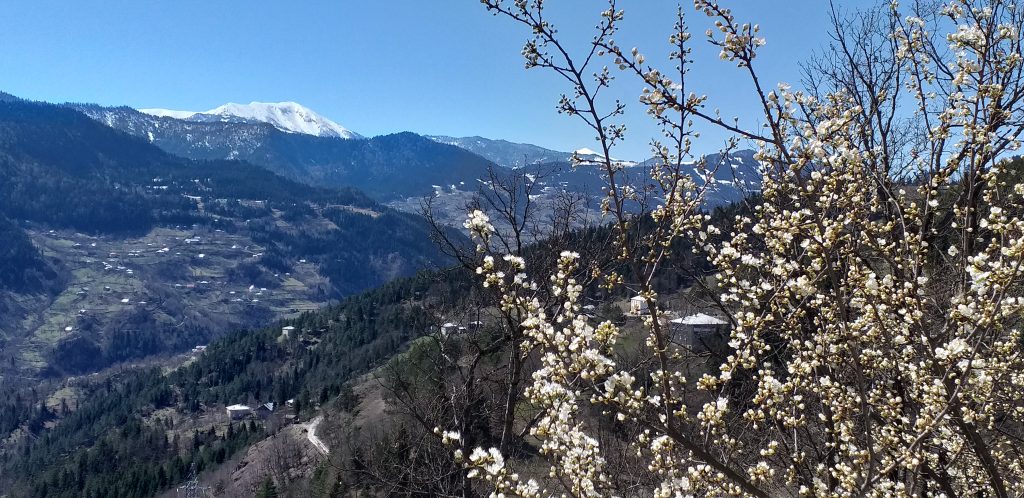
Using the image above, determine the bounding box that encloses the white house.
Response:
[226,404,252,420]
[670,313,728,349]
[629,296,649,315]
[440,322,459,337]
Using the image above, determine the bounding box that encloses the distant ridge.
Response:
[427,135,573,168]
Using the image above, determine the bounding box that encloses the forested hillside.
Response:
[0,215,61,295]
[0,269,472,497]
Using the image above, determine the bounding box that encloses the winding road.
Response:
[305,416,330,455]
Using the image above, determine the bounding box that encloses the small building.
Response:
[670,313,728,350]
[256,402,275,419]
[226,404,252,420]
[629,296,649,316]
[440,322,459,337]
[282,326,296,338]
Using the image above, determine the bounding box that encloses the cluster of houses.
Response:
[226,402,278,420]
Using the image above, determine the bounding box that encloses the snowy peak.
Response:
[201,101,361,139]
[138,101,362,139]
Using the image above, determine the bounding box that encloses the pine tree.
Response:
[256,477,278,498]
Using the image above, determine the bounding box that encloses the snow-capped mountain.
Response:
[139,101,362,139]
[69,103,496,201]
[70,98,760,215]
[637,149,761,205]
[572,147,639,167]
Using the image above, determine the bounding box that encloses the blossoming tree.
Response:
[446,0,1024,496]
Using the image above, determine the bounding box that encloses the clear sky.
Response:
[0,1,844,159]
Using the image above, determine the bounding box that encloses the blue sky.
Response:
[0,1,841,159]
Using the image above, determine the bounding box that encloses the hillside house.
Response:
[629,296,649,315]
[440,322,459,337]
[226,404,252,420]
[256,402,275,419]
[670,313,728,350]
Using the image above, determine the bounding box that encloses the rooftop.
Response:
[671,313,728,326]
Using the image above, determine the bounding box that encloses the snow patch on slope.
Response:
[574,147,637,167]
[139,108,198,120]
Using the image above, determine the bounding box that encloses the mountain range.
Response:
[426,135,573,168]
[71,103,497,201]
[72,100,760,215]
[0,95,458,379]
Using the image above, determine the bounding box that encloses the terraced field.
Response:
[4,224,333,378]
